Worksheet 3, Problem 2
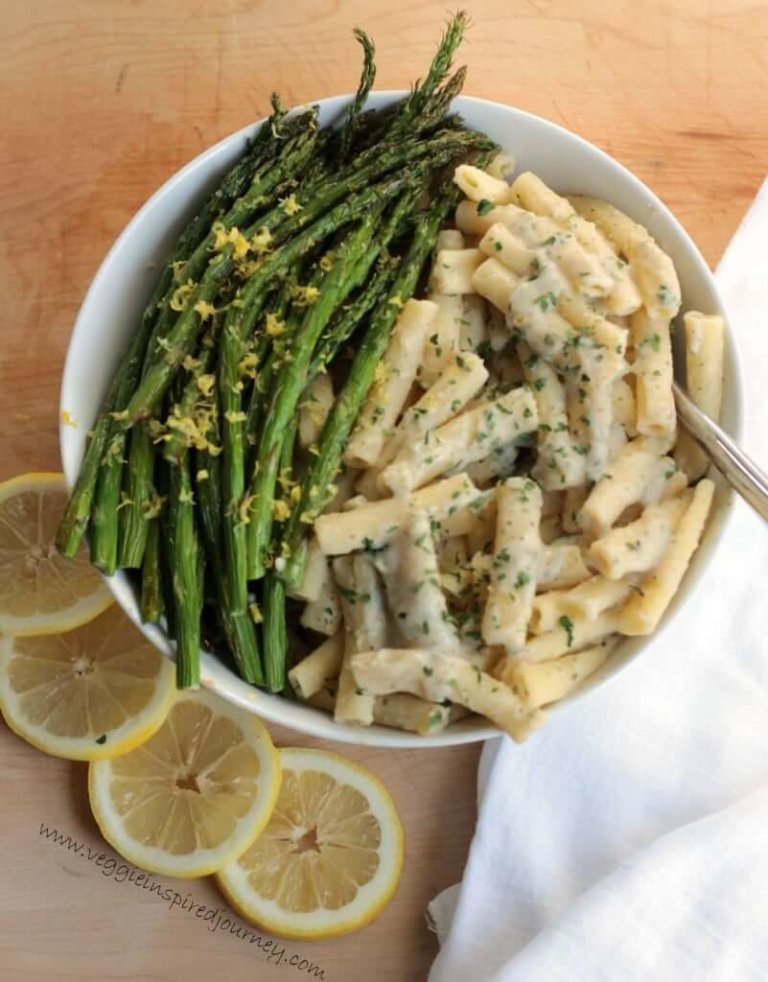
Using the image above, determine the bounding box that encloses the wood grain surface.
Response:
[1,2,766,980]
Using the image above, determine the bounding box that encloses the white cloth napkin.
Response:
[429,178,768,982]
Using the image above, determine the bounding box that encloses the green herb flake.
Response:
[641,333,662,352]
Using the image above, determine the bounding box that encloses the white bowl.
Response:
[60,93,743,747]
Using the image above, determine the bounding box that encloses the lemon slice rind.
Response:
[217,747,404,940]
[88,689,282,879]
[0,619,176,761]
[0,472,114,637]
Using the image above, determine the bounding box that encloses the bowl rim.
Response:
[60,90,744,748]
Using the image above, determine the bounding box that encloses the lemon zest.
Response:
[276,467,295,494]
[249,601,263,624]
[170,281,196,312]
[265,312,287,336]
[196,374,216,397]
[238,352,260,379]
[194,300,217,321]
[250,227,273,255]
[238,493,254,527]
[116,493,134,512]
[142,495,164,520]
[272,499,291,522]
[291,284,320,307]
[280,194,302,216]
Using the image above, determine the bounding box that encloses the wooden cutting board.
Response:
[1,1,766,979]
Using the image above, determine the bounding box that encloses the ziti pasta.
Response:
[288,159,723,740]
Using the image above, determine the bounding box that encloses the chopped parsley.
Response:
[641,333,662,352]
[559,614,575,648]
[534,291,557,312]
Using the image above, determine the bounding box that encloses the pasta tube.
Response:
[508,640,616,709]
[482,477,542,654]
[675,311,725,480]
[529,576,635,633]
[332,554,387,725]
[431,248,485,295]
[506,609,621,666]
[298,373,334,449]
[619,479,714,635]
[520,344,586,490]
[351,647,544,742]
[536,541,592,590]
[288,632,344,699]
[381,387,538,496]
[307,687,453,735]
[453,163,514,204]
[580,436,670,536]
[345,299,437,467]
[300,565,341,635]
[379,351,489,470]
[314,473,483,555]
[377,510,462,651]
[588,493,690,579]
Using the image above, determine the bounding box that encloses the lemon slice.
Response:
[217,748,404,940]
[88,689,281,878]
[0,603,175,760]
[0,472,113,636]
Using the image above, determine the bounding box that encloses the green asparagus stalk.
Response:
[218,303,265,684]
[388,12,468,138]
[139,517,164,623]
[125,169,417,423]
[169,454,203,688]
[157,457,178,641]
[244,267,302,455]
[244,208,386,579]
[167,95,290,273]
[195,436,222,556]
[280,185,462,587]
[261,413,298,691]
[110,112,312,570]
[308,180,427,374]
[262,574,288,692]
[243,128,490,254]
[124,249,235,422]
[337,29,376,161]
[422,66,468,130]
[88,316,161,573]
[56,360,130,557]
[141,96,296,350]
[334,14,467,158]
[226,129,488,343]
[175,115,319,288]
[162,327,219,466]
[310,255,397,374]
[114,425,156,569]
